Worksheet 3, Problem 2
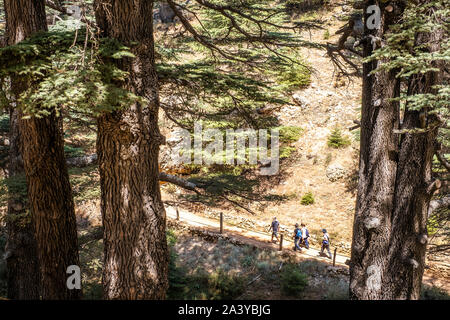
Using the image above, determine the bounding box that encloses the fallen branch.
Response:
[247,274,261,285]
[159,172,198,192]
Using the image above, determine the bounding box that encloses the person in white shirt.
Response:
[321,229,332,259]
[300,223,309,249]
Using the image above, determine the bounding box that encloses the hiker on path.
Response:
[300,223,310,249]
[269,217,280,243]
[293,223,302,252]
[321,229,332,259]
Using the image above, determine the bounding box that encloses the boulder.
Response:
[292,93,309,107]
[326,163,346,182]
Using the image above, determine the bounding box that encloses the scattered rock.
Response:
[326,163,346,182]
[292,93,309,107]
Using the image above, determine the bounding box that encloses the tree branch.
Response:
[426,179,441,195]
[166,0,252,65]
[428,195,450,217]
[45,0,68,14]
[436,151,450,172]
[159,172,199,192]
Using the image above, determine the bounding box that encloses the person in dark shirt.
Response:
[293,223,302,252]
[269,217,280,243]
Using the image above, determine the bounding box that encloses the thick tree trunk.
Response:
[350,0,443,299]
[5,0,81,300]
[382,27,444,300]
[3,0,48,300]
[350,0,403,300]
[19,113,81,300]
[94,0,169,299]
[5,110,40,300]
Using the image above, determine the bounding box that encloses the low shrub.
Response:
[421,285,450,300]
[275,58,311,91]
[208,269,245,300]
[279,126,304,143]
[324,278,349,300]
[280,264,308,297]
[327,128,351,149]
[301,192,315,205]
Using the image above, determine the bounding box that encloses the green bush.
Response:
[327,128,351,149]
[241,255,255,268]
[167,266,246,300]
[83,282,103,300]
[300,192,315,205]
[324,278,349,300]
[298,260,327,274]
[279,126,304,143]
[276,60,311,90]
[280,264,308,297]
[280,146,296,159]
[64,145,85,158]
[208,269,245,300]
[166,230,246,300]
[421,285,450,300]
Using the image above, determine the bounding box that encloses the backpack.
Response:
[296,228,302,238]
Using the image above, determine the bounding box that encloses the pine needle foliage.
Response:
[0,21,144,118]
[366,0,449,118]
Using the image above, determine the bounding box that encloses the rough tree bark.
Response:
[3,0,47,300]
[350,0,404,300]
[5,0,81,300]
[383,24,445,300]
[94,0,169,299]
[350,0,444,299]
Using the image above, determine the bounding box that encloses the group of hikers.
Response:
[268,217,332,259]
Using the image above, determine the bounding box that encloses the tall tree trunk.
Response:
[5,0,81,300]
[383,25,444,300]
[349,0,404,300]
[3,0,47,299]
[19,113,81,300]
[350,0,443,299]
[94,0,169,299]
[5,109,40,299]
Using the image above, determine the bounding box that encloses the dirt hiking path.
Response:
[165,204,450,293]
[168,204,357,266]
